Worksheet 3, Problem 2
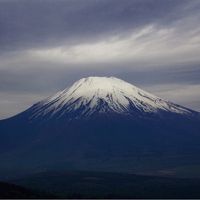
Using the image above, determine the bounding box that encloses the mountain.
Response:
[28,76,194,120]
[0,76,200,178]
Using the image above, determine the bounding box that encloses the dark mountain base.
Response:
[0,114,200,180]
[9,170,200,199]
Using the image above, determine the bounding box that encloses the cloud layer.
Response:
[0,0,200,119]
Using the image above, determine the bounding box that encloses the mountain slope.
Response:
[0,76,199,179]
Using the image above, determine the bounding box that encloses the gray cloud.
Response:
[0,0,200,119]
[0,0,197,52]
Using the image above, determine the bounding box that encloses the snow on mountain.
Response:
[29,76,193,120]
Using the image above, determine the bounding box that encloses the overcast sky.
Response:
[0,0,200,119]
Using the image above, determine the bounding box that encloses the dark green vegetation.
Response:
[7,170,200,199]
[0,181,54,198]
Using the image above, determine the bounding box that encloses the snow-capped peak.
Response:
[30,76,193,119]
